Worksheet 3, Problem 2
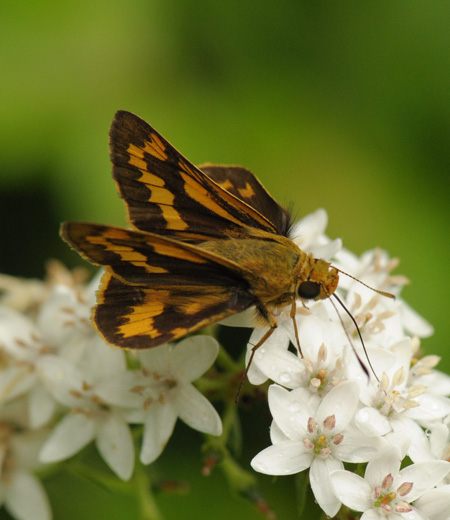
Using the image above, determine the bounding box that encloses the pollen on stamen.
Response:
[333,433,343,445]
[317,344,327,363]
[303,438,314,450]
[317,368,328,380]
[323,414,336,430]
[408,385,427,398]
[381,473,394,490]
[397,481,413,496]
[395,501,412,513]
[381,373,390,392]
[403,399,420,409]
[307,417,317,433]
[392,367,406,386]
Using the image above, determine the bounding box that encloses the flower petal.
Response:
[310,457,343,517]
[251,343,304,389]
[95,371,144,408]
[355,406,392,436]
[400,301,434,338]
[364,446,402,488]
[414,484,450,520]
[251,440,312,475]
[329,469,372,512]
[170,336,219,382]
[397,461,450,501]
[335,425,383,463]
[0,367,37,403]
[39,413,95,462]
[27,384,56,429]
[174,383,222,436]
[267,385,313,440]
[5,470,51,520]
[246,327,290,385]
[37,355,85,407]
[316,380,360,430]
[96,412,134,480]
[140,401,178,465]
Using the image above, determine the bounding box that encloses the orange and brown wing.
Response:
[94,272,255,349]
[60,222,255,287]
[109,111,283,241]
[200,164,292,237]
[60,221,257,349]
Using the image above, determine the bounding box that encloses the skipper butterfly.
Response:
[61,111,391,368]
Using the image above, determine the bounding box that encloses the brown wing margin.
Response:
[94,272,257,349]
[109,111,281,241]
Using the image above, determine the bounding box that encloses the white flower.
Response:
[0,426,51,520]
[96,336,222,465]
[413,484,450,520]
[37,352,133,481]
[355,338,450,461]
[330,446,450,519]
[290,208,342,260]
[251,381,382,517]
[408,422,450,484]
[0,308,57,429]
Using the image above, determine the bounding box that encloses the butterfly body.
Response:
[61,111,339,351]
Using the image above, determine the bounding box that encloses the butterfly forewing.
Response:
[61,222,257,288]
[110,111,283,241]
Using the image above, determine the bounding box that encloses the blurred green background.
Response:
[1,1,449,519]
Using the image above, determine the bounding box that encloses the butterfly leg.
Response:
[235,304,278,401]
[290,298,303,357]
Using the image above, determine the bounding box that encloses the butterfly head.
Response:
[296,258,339,302]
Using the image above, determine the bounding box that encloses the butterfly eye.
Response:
[297,281,321,300]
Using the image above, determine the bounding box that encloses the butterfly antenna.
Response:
[333,267,395,300]
[329,293,378,381]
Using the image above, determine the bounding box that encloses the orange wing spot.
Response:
[238,182,255,199]
[138,169,166,187]
[179,301,206,315]
[151,242,208,264]
[160,206,189,230]
[218,179,234,191]
[147,134,168,160]
[127,138,167,163]
[118,293,167,339]
[118,316,161,339]
[182,174,242,225]
[170,327,189,338]
[87,235,169,274]
[147,185,177,205]
[128,154,148,171]
[127,154,165,187]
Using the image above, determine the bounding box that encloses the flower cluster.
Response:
[248,209,450,518]
[0,209,449,520]
[0,264,221,520]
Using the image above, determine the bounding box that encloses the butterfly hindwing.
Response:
[200,164,292,237]
[94,272,256,349]
[109,111,283,241]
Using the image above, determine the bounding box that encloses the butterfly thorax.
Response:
[197,236,338,308]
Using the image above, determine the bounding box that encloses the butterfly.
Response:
[61,111,391,368]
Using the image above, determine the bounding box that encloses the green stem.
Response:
[135,465,163,520]
[216,344,241,372]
